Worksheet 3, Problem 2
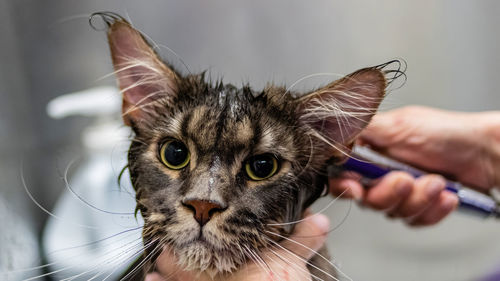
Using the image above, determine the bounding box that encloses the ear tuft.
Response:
[89,11,127,31]
[297,68,386,155]
[104,15,180,127]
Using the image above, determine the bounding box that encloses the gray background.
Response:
[0,0,499,280]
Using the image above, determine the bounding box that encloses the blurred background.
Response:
[1,0,499,280]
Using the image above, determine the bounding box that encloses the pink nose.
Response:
[182,199,227,226]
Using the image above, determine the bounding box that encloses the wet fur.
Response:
[128,75,333,277]
[96,12,396,280]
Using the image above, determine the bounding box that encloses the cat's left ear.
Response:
[297,68,386,154]
[104,15,180,127]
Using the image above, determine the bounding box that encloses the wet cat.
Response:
[95,12,396,281]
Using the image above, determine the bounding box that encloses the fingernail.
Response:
[426,177,445,198]
[309,214,330,233]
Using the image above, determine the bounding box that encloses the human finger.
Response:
[408,192,459,226]
[358,112,401,148]
[155,247,200,281]
[279,213,330,260]
[388,175,446,218]
[329,177,365,201]
[364,171,413,210]
[145,272,166,281]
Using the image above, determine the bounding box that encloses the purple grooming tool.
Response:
[335,145,500,219]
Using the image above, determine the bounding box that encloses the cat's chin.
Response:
[172,239,246,277]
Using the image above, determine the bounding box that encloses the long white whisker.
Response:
[100,240,157,281]
[62,159,136,215]
[252,248,282,281]
[243,245,277,281]
[264,248,319,281]
[292,132,315,179]
[121,90,166,118]
[21,238,143,281]
[325,197,353,235]
[20,161,98,230]
[267,232,346,280]
[106,239,162,281]
[260,253,295,281]
[62,240,147,281]
[46,226,142,258]
[243,245,270,277]
[267,188,348,227]
[119,237,165,281]
[61,238,148,281]
[264,237,339,281]
[7,228,142,276]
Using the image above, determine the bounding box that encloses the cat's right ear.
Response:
[101,14,180,126]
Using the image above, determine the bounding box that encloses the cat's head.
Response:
[102,14,391,276]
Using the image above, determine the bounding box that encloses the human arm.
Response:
[330,106,500,225]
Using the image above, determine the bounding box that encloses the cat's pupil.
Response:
[164,141,188,166]
[250,155,275,178]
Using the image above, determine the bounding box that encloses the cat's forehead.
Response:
[215,86,244,117]
[163,83,297,160]
[183,104,254,150]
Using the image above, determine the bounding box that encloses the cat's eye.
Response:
[245,154,279,181]
[159,140,190,170]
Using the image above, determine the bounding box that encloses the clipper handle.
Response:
[338,146,500,219]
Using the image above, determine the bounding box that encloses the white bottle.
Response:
[43,86,143,280]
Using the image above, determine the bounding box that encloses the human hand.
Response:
[330,106,500,226]
[145,212,330,281]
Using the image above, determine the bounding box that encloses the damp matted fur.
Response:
[91,11,405,280]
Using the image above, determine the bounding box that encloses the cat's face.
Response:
[128,79,321,273]
[101,14,387,276]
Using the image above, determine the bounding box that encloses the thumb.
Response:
[280,213,330,260]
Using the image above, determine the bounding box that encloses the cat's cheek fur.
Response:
[165,206,200,242]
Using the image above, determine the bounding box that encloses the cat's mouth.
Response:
[178,234,215,249]
[158,222,262,274]
[168,237,246,274]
